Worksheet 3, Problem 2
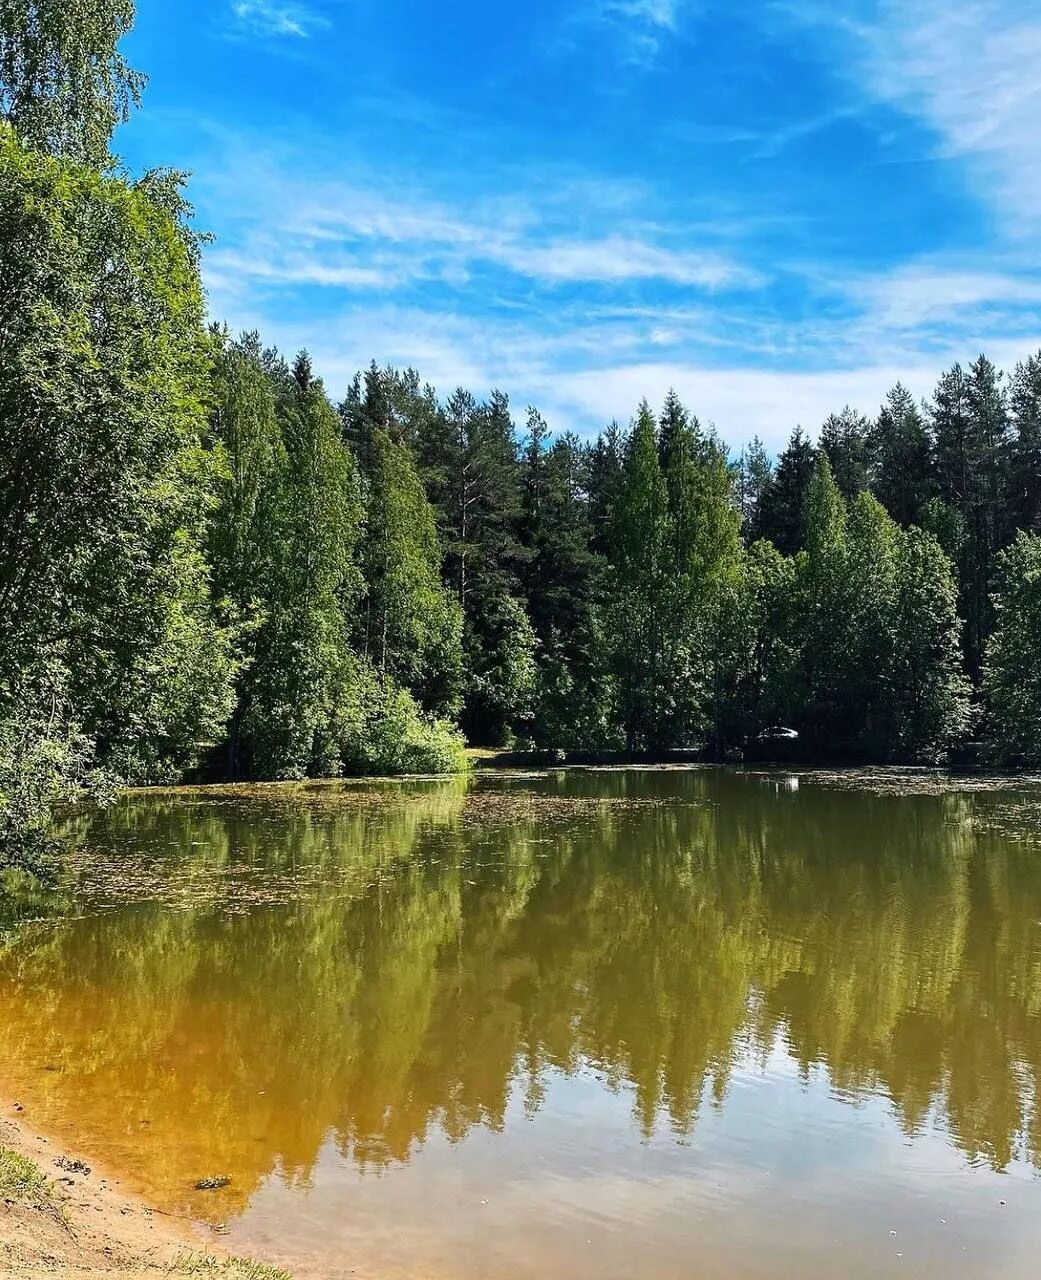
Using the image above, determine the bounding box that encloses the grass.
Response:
[0,1145,66,1226]
[171,1252,294,1280]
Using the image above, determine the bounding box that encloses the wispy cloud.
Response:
[785,0,1041,233]
[192,128,1041,449]
[196,149,763,295]
[581,0,696,64]
[230,0,329,39]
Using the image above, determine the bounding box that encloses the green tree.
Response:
[606,404,671,750]
[984,532,1041,760]
[793,455,848,743]
[0,127,234,794]
[587,422,625,555]
[658,387,699,472]
[736,436,772,542]
[891,527,970,757]
[665,419,743,750]
[757,426,815,554]
[819,406,869,501]
[362,427,463,719]
[1005,352,1041,535]
[239,355,364,778]
[525,433,613,751]
[930,356,1010,680]
[841,491,900,752]
[868,383,933,526]
[734,539,797,737]
[0,0,144,165]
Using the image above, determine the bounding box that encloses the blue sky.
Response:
[118,0,1041,450]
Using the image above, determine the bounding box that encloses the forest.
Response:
[3,2,1041,862]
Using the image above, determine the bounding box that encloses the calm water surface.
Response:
[2,767,1041,1279]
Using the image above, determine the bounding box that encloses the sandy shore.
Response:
[0,1105,286,1280]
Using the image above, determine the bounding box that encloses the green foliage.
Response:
[337,662,469,776]
[207,343,467,781]
[0,125,234,810]
[606,402,671,750]
[0,0,143,166]
[0,701,112,871]
[709,538,797,747]
[819,406,869,501]
[0,1146,57,1210]
[6,1,1041,835]
[1006,353,1041,535]
[930,356,1009,680]
[756,426,815,555]
[362,427,463,716]
[171,1253,294,1280]
[868,383,933,526]
[790,463,969,758]
[984,532,1041,760]
[736,435,772,540]
[892,527,971,756]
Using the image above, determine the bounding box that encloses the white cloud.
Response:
[853,266,1041,331]
[789,0,1041,232]
[495,236,760,289]
[195,161,762,294]
[203,272,1041,455]
[230,1,328,38]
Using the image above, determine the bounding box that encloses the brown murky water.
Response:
[1,767,1040,1278]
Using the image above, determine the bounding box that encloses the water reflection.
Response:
[0,770,1039,1238]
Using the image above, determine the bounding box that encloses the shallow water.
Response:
[2,767,1041,1279]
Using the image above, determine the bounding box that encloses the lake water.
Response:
[1,767,1040,1279]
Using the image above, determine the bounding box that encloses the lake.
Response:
[1,766,1040,1279]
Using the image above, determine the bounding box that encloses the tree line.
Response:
[3,2,1041,858]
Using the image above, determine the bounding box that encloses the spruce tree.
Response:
[868,384,933,526]
[736,436,773,542]
[1005,352,1041,535]
[527,433,612,749]
[819,406,869,501]
[757,426,816,554]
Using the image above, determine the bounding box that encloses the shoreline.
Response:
[0,1105,288,1279]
